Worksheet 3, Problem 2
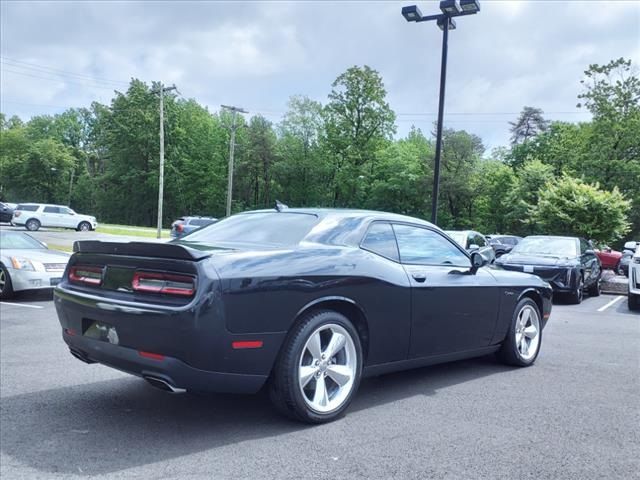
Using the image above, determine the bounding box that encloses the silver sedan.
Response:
[0,231,70,299]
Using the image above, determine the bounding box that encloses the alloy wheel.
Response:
[514,305,540,361]
[298,323,357,414]
[0,269,5,293]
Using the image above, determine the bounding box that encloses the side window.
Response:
[475,234,486,247]
[393,224,470,267]
[60,208,73,215]
[361,222,399,262]
[579,239,589,254]
[18,205,39,212]
[43,206,59,213]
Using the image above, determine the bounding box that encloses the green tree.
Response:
[509,106,549,145]
[533,175,631,244]
[324,65,396,206]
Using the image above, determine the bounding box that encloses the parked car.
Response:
[596,246,623,270]
[618,241,640,277]
[0,202,14,223]
[54,208,552,423]
[445,230,496,264]
[629,245,640,311]
[495,235,601,304]
[170,216,217,238]
[12,203,97,232]
[0,231,70,299]
[487,235,522,258]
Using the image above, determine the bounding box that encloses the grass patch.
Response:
[96,224,170,238]
[47,243,73,253]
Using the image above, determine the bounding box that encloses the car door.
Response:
[58,207,77,228]
[580,238,600,286]
[41,206,62,227]
[392,223,500,358]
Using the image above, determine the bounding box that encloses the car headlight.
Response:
[10,257,35,271]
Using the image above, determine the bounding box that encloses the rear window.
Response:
[17,204,39,212]
[183,212,319,247]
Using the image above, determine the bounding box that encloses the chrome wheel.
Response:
[79,222,90,231]
[298,323,357,414]
[0,269,5,293]
[514,305,540,361]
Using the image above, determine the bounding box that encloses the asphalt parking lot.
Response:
[1,291,638,480]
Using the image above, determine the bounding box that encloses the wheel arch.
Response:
[292,296,370,362]
[517,288,544,318]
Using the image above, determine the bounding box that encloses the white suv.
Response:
[12,204,98,232]
[629,245,640,311]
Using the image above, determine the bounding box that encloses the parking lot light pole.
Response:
[221,105,248,217]
[401,0,480,225]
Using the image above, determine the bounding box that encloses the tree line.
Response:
[1,58,638,245]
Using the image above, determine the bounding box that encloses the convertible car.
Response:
[54,208,552,423]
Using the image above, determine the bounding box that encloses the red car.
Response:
[596,247,622,270]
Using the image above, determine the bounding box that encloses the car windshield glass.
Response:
[445,231,465,246]
[182,212,319,247]
[512,237,577,257]
[0,232,45,249]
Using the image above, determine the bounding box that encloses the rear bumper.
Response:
[54,285,285,394]
[62,330,267,394]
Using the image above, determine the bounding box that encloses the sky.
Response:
[1,0,638,151]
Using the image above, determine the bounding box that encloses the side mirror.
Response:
[468,244,480,251]
[470,251,485,273]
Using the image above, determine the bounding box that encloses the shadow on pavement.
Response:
[0,355,510,476]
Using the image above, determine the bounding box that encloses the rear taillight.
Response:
[14,211,21,217]
[132,271,196,296]
[176,224,184,232]
[69,265,103,286]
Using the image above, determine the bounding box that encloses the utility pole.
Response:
[221,104,248,217]
[154,83,177,239]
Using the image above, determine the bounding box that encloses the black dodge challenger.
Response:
[54,208,552,423]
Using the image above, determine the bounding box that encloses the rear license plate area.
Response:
[83,319,120,345]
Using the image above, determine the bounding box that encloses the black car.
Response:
[0,202,14,223]
[487,235,522,258]
[54,208,552,423]
[495,235,601,304]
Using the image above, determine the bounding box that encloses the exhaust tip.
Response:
[143,375,186,394]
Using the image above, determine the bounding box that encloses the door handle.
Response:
[412,273,427,283]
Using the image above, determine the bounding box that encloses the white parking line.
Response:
[0,302,44,309]
[597,296,624,312]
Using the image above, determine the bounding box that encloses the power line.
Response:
[0,56,129,86]
[2,68,122,91]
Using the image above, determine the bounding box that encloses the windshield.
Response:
[445,231,466,247]
[180,212,319,247]
[0,232,46,249]
[512,237,577,257]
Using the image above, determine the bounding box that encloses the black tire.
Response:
[629,294,640,311]
[269,310,363,424]
[77,221,91,232]
[497,297,542,367]
[25,218,40,231]
[0,264,14,300]
[568,275,584,304]
[588,276,601,297]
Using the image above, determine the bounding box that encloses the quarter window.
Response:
[43,206,59,213]
[361,223,399,261]
[393,225,470,267]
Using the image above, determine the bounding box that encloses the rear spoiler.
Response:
[73,241,211,261]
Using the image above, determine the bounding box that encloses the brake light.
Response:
[14,211,21,217]
[176,224,184,232]
[132,271,196,296]
[69,265,103,286]
[139,351,165,361]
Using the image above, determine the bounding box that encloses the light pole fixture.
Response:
[401,1,480,225]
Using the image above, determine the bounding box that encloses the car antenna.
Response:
[275,200,288,212]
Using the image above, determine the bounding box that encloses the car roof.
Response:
[524,235,578,240]
[239,208,436,227]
